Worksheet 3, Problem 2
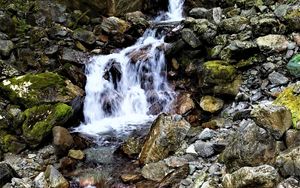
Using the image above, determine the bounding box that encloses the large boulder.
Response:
[251,103,292,140]
[139,114,191,164]
[219,120,277,172]
[222,165,280,188]
[22,103,73,147]
[0,72,84,108]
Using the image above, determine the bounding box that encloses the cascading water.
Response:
[74,0,185,137]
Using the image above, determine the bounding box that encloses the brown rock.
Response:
[121,173,143,183]
[53,126,74,156]
[176,93,195,115]
[200,96,224,113]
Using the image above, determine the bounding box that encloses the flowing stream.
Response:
[75,0,185,139]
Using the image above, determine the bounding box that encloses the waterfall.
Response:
[74,0,185,136]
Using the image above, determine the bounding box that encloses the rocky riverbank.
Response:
[1,0,300,187]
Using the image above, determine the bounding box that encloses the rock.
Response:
[0,72,84,108]
[52,126,74,156]
[251,103,292,140]
[284,7,300,31]
[276,146,300,177]
[0,40,14,57]
[219,16,249,33]
[125,11,149,28]
[219,120,277,172]
[189,7,222,24]
[285,129,300,148]
[121,137,143,157]
[193,141,217,158]
[0,163,19,187]
[141,161,172,182]
[184,18,217,42]
[61,47,88,64]
[22,103,73,147]
[0,133,26,153]
[101,17,130,34]
[287,54,300,78]
[212,75,242,96]
[268,72,289,86]
[139,114,191,164]
[158,164,189,187]
[277,177,300,188]
[220,40,258,60]
[181,28,202,48]
[251,17,280,36]
[34,172,48,188]
[0,13,15,37]
[222,165,280,188]
[198,128,216,141]
[72,28,96,45]
[274,83,300,128]
[0,59,20,80]
[68,149,85,160]
[200,96,224,113]
[199,60,236,86]
[120,173,142,183]
[256,34,289,52]
[176,93,195,115]
[45,165,69,188]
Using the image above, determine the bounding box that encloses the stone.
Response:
[284,7,300,31]
[200,96,224,113]
[101,17,130,34]
[22,103,73,147]
[141,161,172,182]
[277,177,300,188]
[0,163,19,187]
[193,141,216,158]
[120,174,142,183]
[139,114,191,164]
[285,129,300,148]
[0,72,84,108]
[72,28,96,45]
[212,75,242,96]
[0,40,14,57]
[0,59,20,80]
[219,16,249,33]
[222,165,280,188]
[53,126,74,156]
[198,128,216,141]
[125,11,149,28]
[68,149,85,160]
[176,93,195,115]
[158,164,189,187]
[45,165,69,188]
[276,146,300,177]
[274,83,300,128]
[181,28,202,48]
[219,120,277,172]
[256,34,289,52]
[287,54,300,78]
[61,47,88,64]
[121,137,143,157]
[34,172,48,188]
[0,133,26,153]
[268,72,289,86]
[251,103,292,140]
[184,18,217,42]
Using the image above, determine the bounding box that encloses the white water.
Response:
[74,0,185,136]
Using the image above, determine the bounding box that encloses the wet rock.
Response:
[121,137,143,157]
[45,165,69,188]
[176,93,195,115]
[268,71,289,86]
[219,120,277,172]
[0,163,19,187]
[200,96,224,113]
[139,114,191,164]
[287,53,300,78]
[141,161,172,182]
[274,83,300,128]
[251,103,292,140]
[61,47,88,64]
[0,72,84,108]
[0,40,14,57]
[256,34,288,52]
[101,17,130,34]
[181,28,202,48]
[53,126,74,156]
[159,164,189,187]
[285,129,300,148]
[34,172,48,188]
[22,103,73,147]
[219,16,249,33]
[277,177,300,188]
[72,28,96,45]
[222,165,280,188]
[276,146,300,177]
[68,149,85,160]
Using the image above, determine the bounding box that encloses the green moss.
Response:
[274,84,300,128]
[22,103,73,147]
[235,54,265,69]
[0,132,26,153]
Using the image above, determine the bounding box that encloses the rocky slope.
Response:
[1,0,300,187]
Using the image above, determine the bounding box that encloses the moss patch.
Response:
[22,103,73,147]
[274,83,300,128]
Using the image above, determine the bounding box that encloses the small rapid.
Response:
[75,0,185,137]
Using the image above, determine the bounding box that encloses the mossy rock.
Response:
[22,103,73,147]
[0,131,26,153]
[200,60,237,85]
[274,83,300,128]
[284,8,300,31]
[0,72,84,108]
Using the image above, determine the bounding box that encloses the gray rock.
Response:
[256,34,288,52]
[184,18,217,42]
[219,16,249,33]
[285,129,300,148]
[45,45,59,56]
[274,4,289,18]
[198,128,216,141]
[0,40,14,57]
[73,28,96,45]
[223,165,280,188]
[100,16,129,34]
[0,163,19,187]
[181,28,202,48]
[194,141,215,158]
[251,103,292,140]
[34,172,48,188]
[141,161,172,182]
[268,71,289,86]
[277,177,300,188]
[276,146,300,177]
[45,165,69,188]
[61,47,88,64]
